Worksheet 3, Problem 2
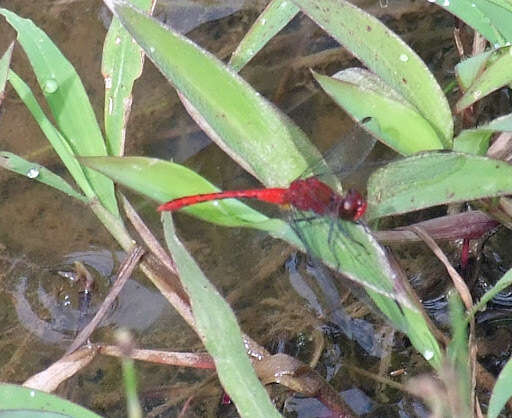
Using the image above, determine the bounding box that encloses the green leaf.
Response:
[456,47,512,112]
[0,8,118,216]
[102,0,153,156]
[453,129,492,155]
[455,49,493,90]
[428,0,512,46]
[446,293,472,417]
[481,112,512,131]
[367,151,512,219]
[0,384,101,417]
[229,0,299,72]
[80,155,296,238]
[0,152,87,202]
[106,0,324,187]
[162,213,281,418]
[0,41,13,98]
[488,354,512,418]
[292,0,453,146]
[314,69,445,155]
[469,268,512,321]
[7,71,96,199]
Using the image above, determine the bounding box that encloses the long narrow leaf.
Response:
[7,70,96,199]
[0,152,87,202]
[429,0,512,46]
[104,0,326,188]
[0,41,13,99]
[314,69,445,154]
[456,47,512,112]
[293,0,453,146]
[367,152,512,219]
[0,8,118,215]
[162,213,281,418]
[229,0,299,72]
[102,0,154,156]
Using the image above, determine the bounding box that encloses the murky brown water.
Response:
[0,1,485,416]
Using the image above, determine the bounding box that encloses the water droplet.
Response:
[26,167,40,179]
[115,37,121,45]
[212,201,219,206]
[399,54,408,62]
[443,0,450,6]
[43,78,58,94]
[471,2,476,6]
[423,350,434,360]
[149,46,155,53]
[30,391,35,397]
[473,90,482,98]
[247,48,255,57]
[280,1,287,7]
[105,76,112,89]
[260,18,266,25]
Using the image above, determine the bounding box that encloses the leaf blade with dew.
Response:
[428,0,512,47]
[7,70,96,200]
[291,212,442,367]
[0,152,87,202]
[162,213,281,418]
[456,47,512,112]
[0,8,118,215]
[293,0,453,146]
[367,151,512,220]
[313,69,445,155]
[104,0,325,188]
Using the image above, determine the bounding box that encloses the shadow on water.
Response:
[0,0,495,416]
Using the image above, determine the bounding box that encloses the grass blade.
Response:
[162,213,281,418]
[0,8,118,215]
[102,0,153,156]
[293,0,453,146]
[0,152,87,202]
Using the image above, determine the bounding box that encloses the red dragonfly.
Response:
[157,177,367,222]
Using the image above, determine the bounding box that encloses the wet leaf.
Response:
[293,0,453,146]
[7,71,96,200]
[162,213,281,418]
[229,0,299,72]
[456,47,512,112]
[105,0,324,187]
[314,69,445,155]
[0,8,118,215]
[367,151,512,219]
[455,50,493,90]
[428,0,512,46]
[0,152,87,202]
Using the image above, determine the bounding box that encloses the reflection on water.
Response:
[10,248,168,345]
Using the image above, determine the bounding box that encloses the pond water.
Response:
[1,1,502,417]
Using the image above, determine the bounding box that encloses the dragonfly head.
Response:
[338,189,367,221]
